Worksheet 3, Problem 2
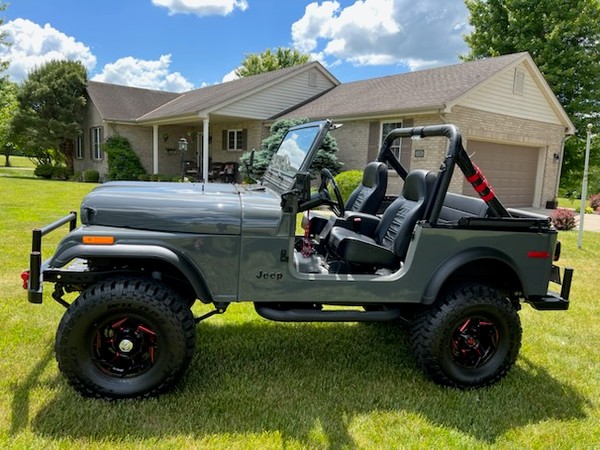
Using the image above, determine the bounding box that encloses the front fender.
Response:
[421,247,522,304]
[49,243,212,302]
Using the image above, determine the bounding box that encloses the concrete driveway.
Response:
[524,208,600,232]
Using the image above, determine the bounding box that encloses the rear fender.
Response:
[422,248,523,304]
[50,244,212,302]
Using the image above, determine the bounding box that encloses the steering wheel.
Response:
[318,168,345,217]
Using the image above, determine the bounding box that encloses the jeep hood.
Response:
[81,182,247,235]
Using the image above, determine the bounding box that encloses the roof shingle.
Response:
[277,53,527,119]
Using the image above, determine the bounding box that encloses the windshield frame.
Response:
[262,120,332,194]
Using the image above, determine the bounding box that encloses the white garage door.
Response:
[463,141,539,208]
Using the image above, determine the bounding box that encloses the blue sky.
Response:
[1,0,471,92]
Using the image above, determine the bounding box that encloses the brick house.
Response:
[76,52,573,208]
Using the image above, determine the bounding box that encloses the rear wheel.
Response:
[55,278,196,399]
[410,283,521,388]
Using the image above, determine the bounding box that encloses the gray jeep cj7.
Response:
[23,120,573,399]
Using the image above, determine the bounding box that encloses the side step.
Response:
[254,303,402,323]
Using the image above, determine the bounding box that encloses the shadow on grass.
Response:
[25,321,589,446]
[9,345,54,436]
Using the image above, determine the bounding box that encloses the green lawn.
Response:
[1,176,599,449]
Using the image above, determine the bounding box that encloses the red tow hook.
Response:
[21,271,30,290]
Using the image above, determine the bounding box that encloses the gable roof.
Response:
[137,61,339,122]
[87,81,180,122]
[277,52,531,120]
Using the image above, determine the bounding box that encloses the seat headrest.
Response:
[402,169,433,202]
[362,162,388,188]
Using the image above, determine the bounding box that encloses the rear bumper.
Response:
[526,266,573,311]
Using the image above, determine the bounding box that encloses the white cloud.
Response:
[92,54,194,92]
[221,68,240,83]
[0,18,96,82]
[151,0,248,16]
[291,0,469,71]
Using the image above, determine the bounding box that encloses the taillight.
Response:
[527,251,550,259]
[21,271,29,290]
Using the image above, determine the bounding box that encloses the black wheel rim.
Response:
[92,317,158,377]
[450,317,499,369]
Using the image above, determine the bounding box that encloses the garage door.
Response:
[463,141,539,208]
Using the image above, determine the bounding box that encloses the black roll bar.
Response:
[376,124,510,222]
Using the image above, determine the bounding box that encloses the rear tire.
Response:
[410,283,521,388]
[55,278,196,399]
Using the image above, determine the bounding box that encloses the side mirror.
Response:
[244,150,258,183]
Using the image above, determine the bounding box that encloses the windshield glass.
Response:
[261,121,330,193]
[269,126,320,176]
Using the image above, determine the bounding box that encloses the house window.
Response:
[75,135,83,159]
[91,127,103,160]
[227,129,244,151]
[381,121,402,164]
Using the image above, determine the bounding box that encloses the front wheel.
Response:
[55,278,196,399]
[410,283,521,388]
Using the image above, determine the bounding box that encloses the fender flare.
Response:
[50,244,212,302]
[421,247,523,304]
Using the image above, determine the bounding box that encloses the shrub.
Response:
[335,170,363,203]
[52,166,73,180]
[138,174,151,181]
[34,164,55,179]
[551,208,576,231]
[589,193,600,211]
[104,135,146,181]
[82,170,100,183]
[33,164,72,180]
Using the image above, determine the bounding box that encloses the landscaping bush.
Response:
[33,164,72,180]
[82,169,100,183]
[104,135,146,181]
[33,163,55,179]
[551,208,576,230]
[52,166,73,180]
[335,170,363,203]
[589,193,600,211]
[137,174,151,181]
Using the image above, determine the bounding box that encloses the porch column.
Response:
[202,118,210,183]
[152,124,159,174]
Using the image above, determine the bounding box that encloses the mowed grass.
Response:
[0,174,599,449]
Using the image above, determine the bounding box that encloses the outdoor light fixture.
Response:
[178,138,188,152]
[179,138,188,180]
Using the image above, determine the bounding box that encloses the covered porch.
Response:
[147,115,267,182]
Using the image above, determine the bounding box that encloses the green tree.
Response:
[0,1,9,77]
[12,59,87,169]
[235,47,310,78]
[462,0,600,193]
[0,80,18,166]
[239,117,343,181]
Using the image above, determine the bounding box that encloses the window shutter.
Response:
[242,129,247,150]
[222,130,227,150]
[400,118,413,170]
[367,121,380,162]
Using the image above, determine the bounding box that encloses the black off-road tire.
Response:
[55,278,196,399]
[410,283,521,389]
